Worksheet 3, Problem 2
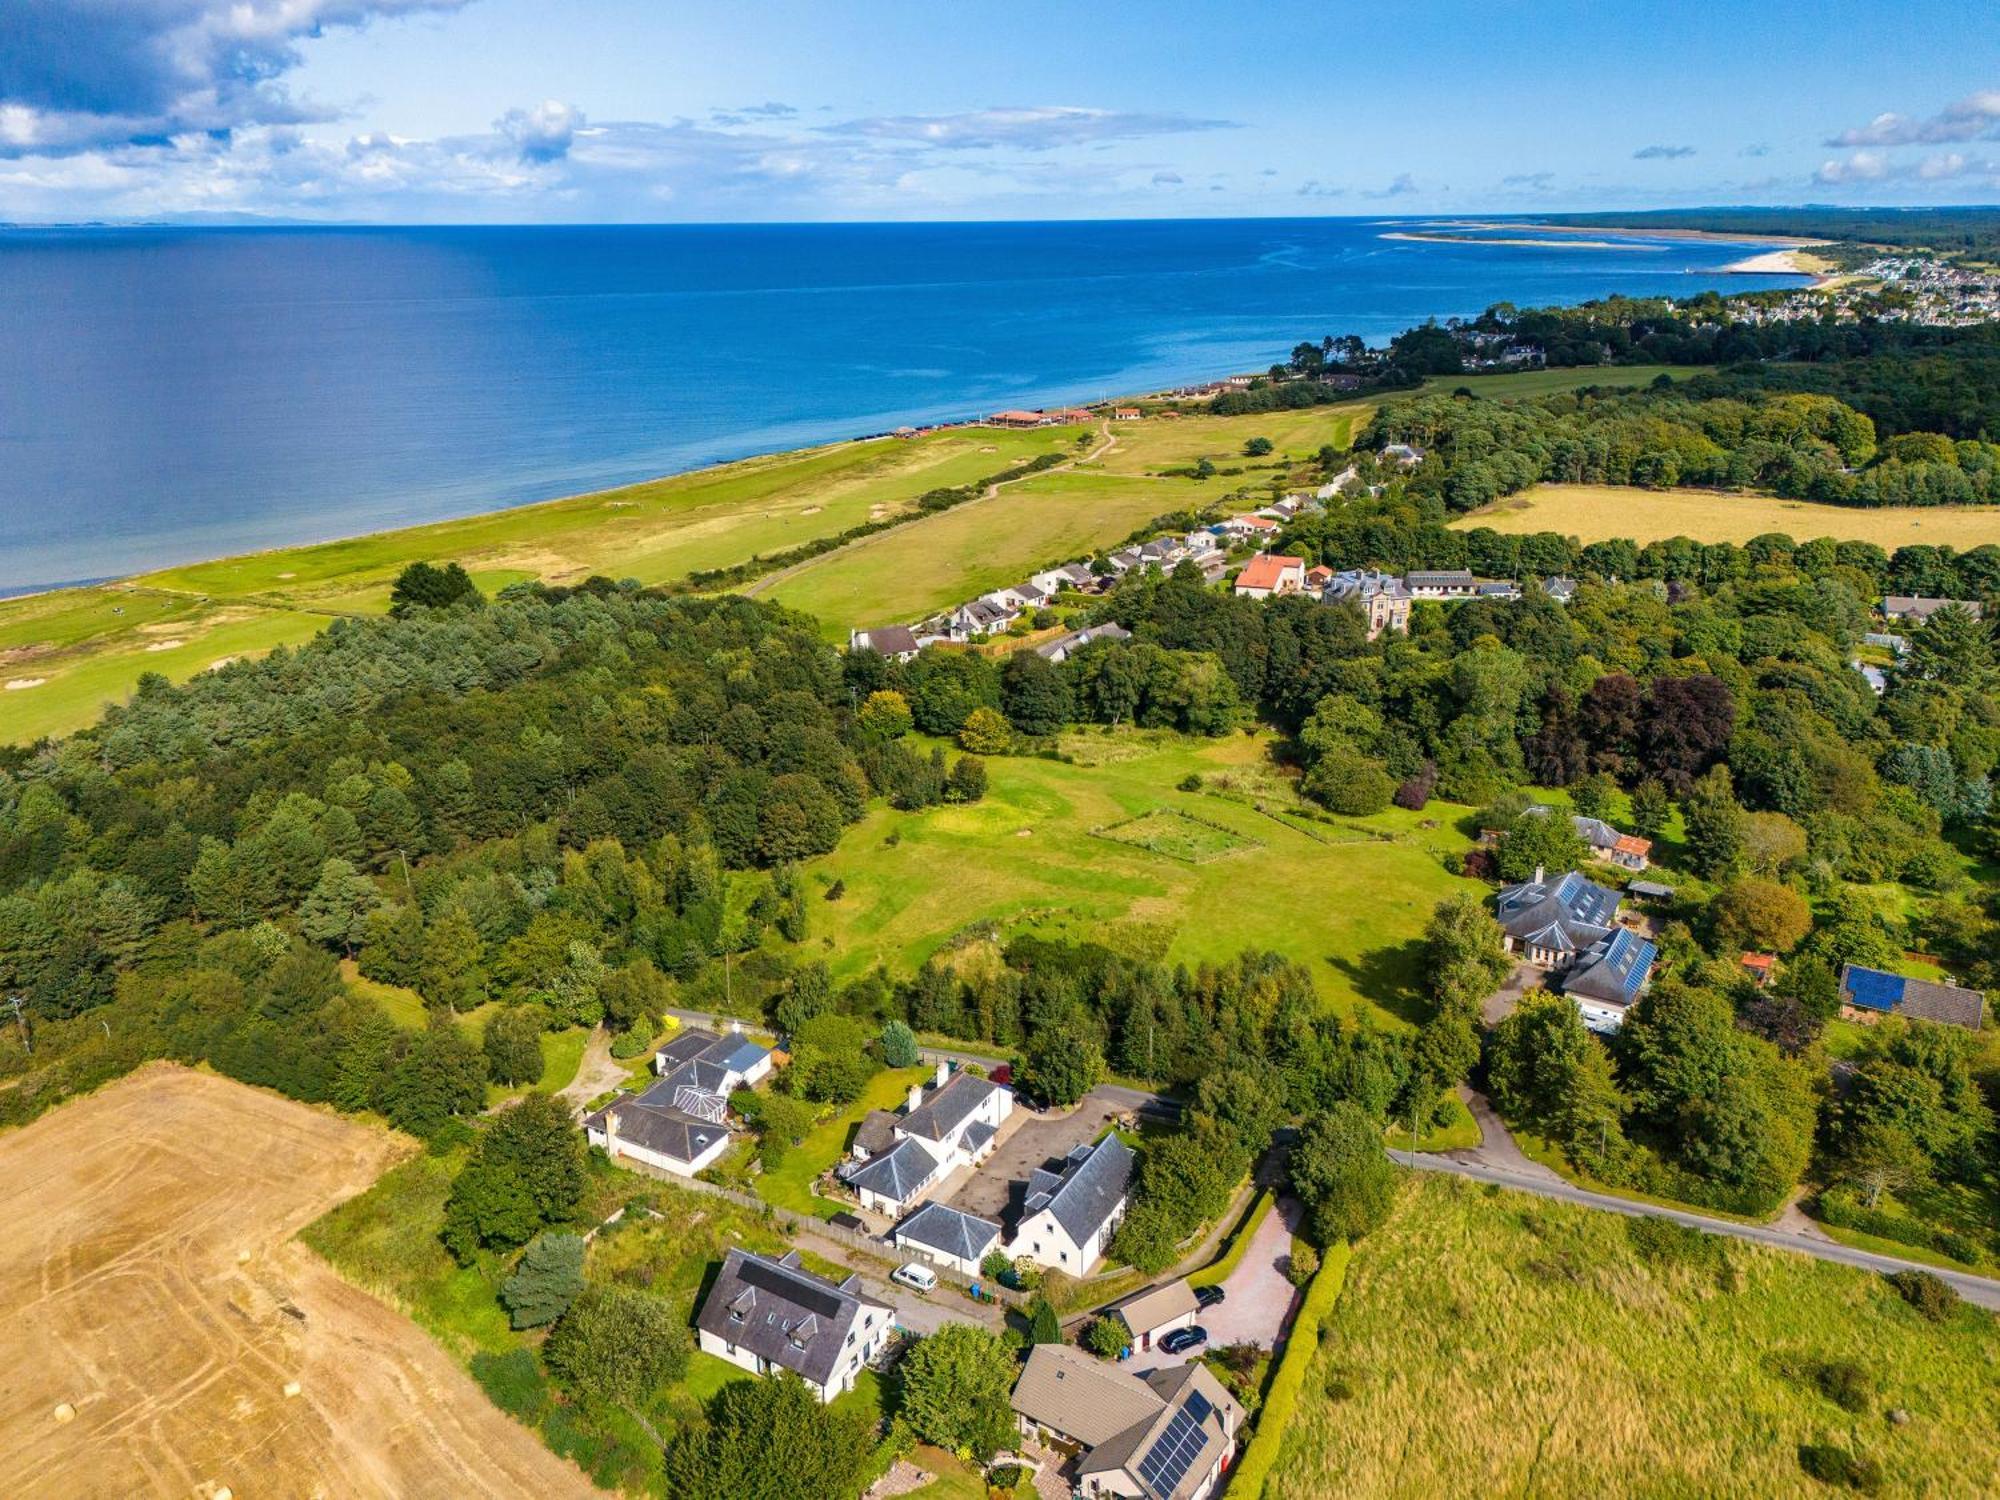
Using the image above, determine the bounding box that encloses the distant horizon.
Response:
[9,205,1999,232]
[5,2,1996,223]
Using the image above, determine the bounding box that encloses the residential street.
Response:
[1389,1148,2000,1312]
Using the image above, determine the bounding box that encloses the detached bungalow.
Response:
[1233,554,1306,600]
[695,1249,891,1403]
[989,410,1052,429]
[1882,596,1983,624]
[653,1027,774,1091]
[1405,569,1478,599]
[849,625,921,662]
[1839,965,1985,1031]
[583,1078,734,1178]
[1036,622,1131,664]
[1011,1345,1243,1500]
[1382,442,1425,467]
[892,1201,1004,1279]
[1113,407,1142,421]
[1535,809,1652,872]
[1015,1134,1133,1274]
[1495,869,1658,1032]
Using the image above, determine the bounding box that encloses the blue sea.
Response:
[0,219,1806,594]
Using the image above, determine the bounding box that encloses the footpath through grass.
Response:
[1265,1174,2000,1500]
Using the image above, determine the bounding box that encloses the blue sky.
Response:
[2,0,1996,222]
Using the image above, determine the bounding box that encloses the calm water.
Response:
[0,219,1804,593]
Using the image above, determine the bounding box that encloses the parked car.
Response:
[1158,1325,1208,1355]
[1194,1284,1225,1310]
[891,1263,939,1293]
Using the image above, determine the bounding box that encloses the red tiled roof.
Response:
[1613,835,1652,856]
[1740,952,1776,971]
[1235,554,1304,592]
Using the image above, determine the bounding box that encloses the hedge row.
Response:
[1224,1239,1352,1500]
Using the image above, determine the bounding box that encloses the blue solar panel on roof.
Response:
[1183,1389,1213,1425]
[1136,1401,1212,1498]
[1844,967,1906,1012]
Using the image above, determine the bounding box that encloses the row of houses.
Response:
[1233,557,1578,638]
[840,1064,1137,1279]
[691,1253,1245,1500]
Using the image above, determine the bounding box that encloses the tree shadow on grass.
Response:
[1327,938,1431,1027]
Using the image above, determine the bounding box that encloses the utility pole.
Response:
[7,994,29,1055]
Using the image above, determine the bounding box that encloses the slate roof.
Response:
[695,1249,887,1387]
[1406,569,1475,589]
[585,1092,729,1166]
[1323,567,1410,603]
[1562,927,1657,1007]
[894,1202,1002,1264]
[900,1072,1002,1145]
[1034,622,1131,661]
[844,1135,939,1204]
[658,1028,722,1068]
[962,1121,996,1156]
[852,1108,900,1159]
[855,625,920,657]
[1882,595,1982,622]
[1494,870,1622,956]
[1023,1134,1133,1247]
[1840,964,1985,1030]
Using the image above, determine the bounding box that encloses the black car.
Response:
[1158,1325,1209,1355]
[1194,1284,1226,1310]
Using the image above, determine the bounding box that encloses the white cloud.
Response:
[0,0,469,157]
[1827,90,2000,147]
[1815,147,1998,185]
[820,105,1234,151]
[498,101,582,163]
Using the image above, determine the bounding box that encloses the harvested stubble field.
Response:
[0,1065,605,1500]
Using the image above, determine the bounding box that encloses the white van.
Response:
[891,1263,939,1293]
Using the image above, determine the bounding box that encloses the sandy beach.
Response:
[1382,231,1663,251]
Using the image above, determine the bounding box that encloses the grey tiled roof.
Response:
[1494,870,1621,955]
[1024,1134,1133,1246]
[695,1249,887,1387]
[586,1093,728,1165]
[845,1136,939,1204]
[894,1202,1002,1263]
[900,1072,1001,1144]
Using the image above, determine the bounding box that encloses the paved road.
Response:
[1389,1149,2000,1312]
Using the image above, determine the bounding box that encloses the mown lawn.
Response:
[754,1066,933,1218]
[1269,1174,2000,1500]
[1458,483,2000,548]
[806,729,1480,1027]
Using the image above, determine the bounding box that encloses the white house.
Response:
[1232,553,1306,600]
[1013,1134,1133,1274]
[841,1064,1013,1216]
[849,625,921,662]
[892,1201,1005,1278]
[694,1250,891,1403]
[583,1080,734,1178]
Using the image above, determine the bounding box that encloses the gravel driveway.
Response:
[1133,1196,1305,1373]
[946,1089,1130,1226]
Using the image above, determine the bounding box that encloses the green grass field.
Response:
[805,729,1480,1026]
[1270,1174,2000,1500]
[1460,483,2000,548]
[754,1065,932,1219]
[0,403,1358,744]
[1417,364,1707,398]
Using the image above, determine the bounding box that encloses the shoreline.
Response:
[1430,219,1834,248]
[1381,231,1664,251]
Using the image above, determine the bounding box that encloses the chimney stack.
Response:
[934,1059,949,1090]
[907,1083,925,1114]
[1533,863,1546,886]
